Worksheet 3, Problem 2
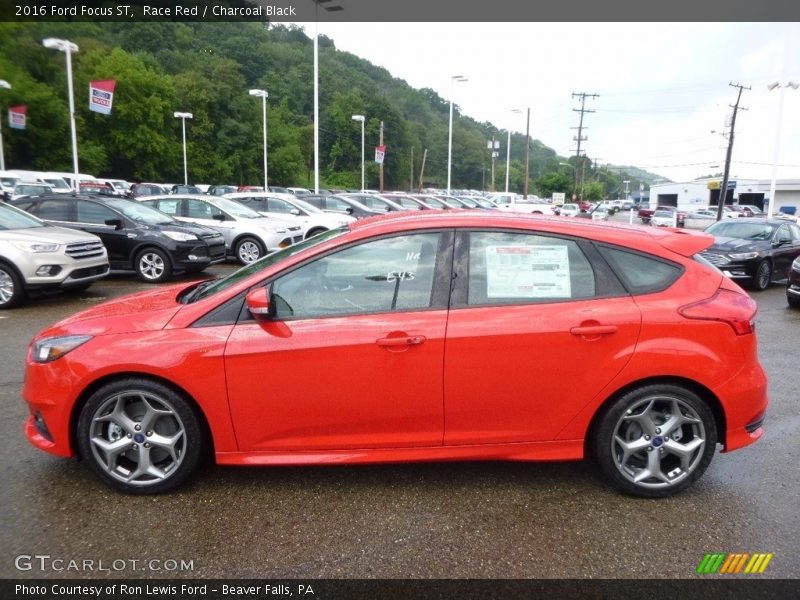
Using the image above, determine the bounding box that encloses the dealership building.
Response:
[648,178,800,215]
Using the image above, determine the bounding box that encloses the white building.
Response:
[648,178,800,216]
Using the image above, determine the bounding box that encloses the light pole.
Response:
[173,112,193,186]
[505,109,522,193]
[351,114,365,191]
[312,1,343,194]
[42,38,79,193]
[249,89,269,191]
[766,81,799,217]
[447,75,468,194]
[0,79,10,171]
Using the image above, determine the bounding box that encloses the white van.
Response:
[7,170,73,194]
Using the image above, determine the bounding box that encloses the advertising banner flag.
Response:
[8,105,26,130]
[89,80,116,115]
[374,145,386,164]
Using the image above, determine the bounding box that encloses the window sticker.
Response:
[485,245,571,298]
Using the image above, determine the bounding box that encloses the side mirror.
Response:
[246,287,272,321]
[345,207,354,215]
[104,218,123,230]
[212,213,226,221]
[290,208,301,216]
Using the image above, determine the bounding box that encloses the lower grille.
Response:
[69,265,109,279]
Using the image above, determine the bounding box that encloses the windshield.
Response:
[15,184,50,195]
[706,221,776,240]
[43,178,71,190]
[210,196,262,218]
[106,199,176,224]
[188,227,347,302]
[0,203,45,229]
[289,198,324,214]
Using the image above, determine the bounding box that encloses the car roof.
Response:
[347,210,714,258]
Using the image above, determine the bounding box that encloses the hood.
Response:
[707,236,768,253]
[38,283,190,338]
[1,225,100,245]
[159,220,221,237]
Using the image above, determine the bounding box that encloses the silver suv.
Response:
[0,203,109,308]
[139,195,304,265]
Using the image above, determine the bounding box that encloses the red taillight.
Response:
[678,287,757,335]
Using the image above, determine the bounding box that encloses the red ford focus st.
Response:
[23,211,767,497]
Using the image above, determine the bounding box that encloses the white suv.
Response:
[139,195,305,265]
[0,203,109,308]
[224,192,355,238]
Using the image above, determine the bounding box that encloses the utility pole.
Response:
[716,83,750,221]
[417,148,427,192]
[523,107,531,199]
[491,135,496,192]
[379,120,384,193]
[571,92,598,200]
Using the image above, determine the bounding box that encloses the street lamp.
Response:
[173,112,193,186]
[42,37,79,193]
[0,79,10,171]
[766,80,799,217]
[446,75,468,194]
[505,109,522,193]
[313,0,343,194]
[351,114,365,191]
[249,89,269,191]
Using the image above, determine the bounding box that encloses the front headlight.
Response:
[728,252,759,260]
[31,335,92,363]
[792,256,800,270]
[163,231,198,242]
[10,241,61,253]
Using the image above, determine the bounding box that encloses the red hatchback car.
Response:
[23,211,767,497]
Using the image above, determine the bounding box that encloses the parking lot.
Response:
[1,245,798,580]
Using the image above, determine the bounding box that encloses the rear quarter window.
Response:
[598,245,683,294]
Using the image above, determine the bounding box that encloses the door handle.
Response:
[570,325,618,336]
[376,335,427,347]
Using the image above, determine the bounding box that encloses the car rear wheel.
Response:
[77,378,203,494]
[751,259,772,291]
[135,247,173,283]
[0,263,25,309]
[235,236,265,265]
[592,384,717,498]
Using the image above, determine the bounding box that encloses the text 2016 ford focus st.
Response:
[22,211,767,497]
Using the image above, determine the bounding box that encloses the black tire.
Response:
[750,259,772,291]
[77,378,204,494]
[134,247,173,283]
[305,227,328,240]
[788,290,800,308]
[0,262,26,309]
[234,236,265,265]
[592,384,717,498]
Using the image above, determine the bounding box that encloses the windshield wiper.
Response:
[182,278,218,303]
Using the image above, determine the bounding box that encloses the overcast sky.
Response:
[300,22,800,183]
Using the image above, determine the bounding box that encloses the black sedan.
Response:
[10,195,226,283]
[701,218,800,290]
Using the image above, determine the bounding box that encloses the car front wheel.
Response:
[235,236,265,265]
[135,247,173,283]
[592,384,717,498]
[77,378,204,494]
[0,263,26,309]
[751,259,772,291]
